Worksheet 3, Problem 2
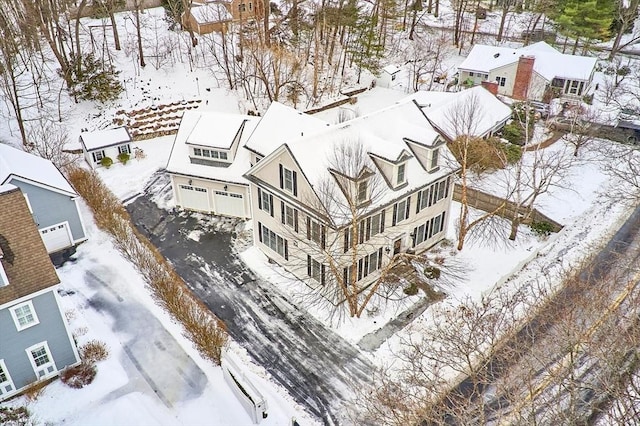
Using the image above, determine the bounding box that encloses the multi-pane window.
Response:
[91,150,105,162]
[393,197,411,225]
[416,177,450,213]
[496,76,506,87]
[118,144,131,154]
[0,362,8,384]
[281,202,298,232]
[430,149,439,170]
[279,165,298,195]
[307,218,325,248]
[396,163,406,185]
[413,212,446,247]
[0,360,14,395]
[11,301,39,331]
[31,346,50,367]
[343,248,384,284]
[257,188,273,216]
[357,180,368,202]
[258,223,288,259]
[356,211,386,244]
[307,256,325,284]
[193,148,229,160]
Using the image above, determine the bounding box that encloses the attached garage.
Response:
[178,184,210,212]
[40,223,72,253]
[214,191,245,217]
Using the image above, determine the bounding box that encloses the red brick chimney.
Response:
[481,80,499,96]
[513,55,535,100]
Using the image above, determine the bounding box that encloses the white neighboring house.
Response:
[377,65,402,89]
[457,41,597,101]
[79,127,133,169]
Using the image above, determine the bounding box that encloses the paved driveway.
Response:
[126,171,375,425]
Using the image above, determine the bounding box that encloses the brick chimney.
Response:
[513,55,535,100]
[481,80,499,96]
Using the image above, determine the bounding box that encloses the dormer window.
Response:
[357,180,368,203]
[429,148,440,172]
[396,163,406,186]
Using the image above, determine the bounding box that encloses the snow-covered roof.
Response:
[243,102,330,156]
[0,144,77,196]
[185,113,248,149]
[382,64,401,75]
[248,97,456,224]
[416,86,512,140]
[458,42,597,82]
[79,127,132,151]
[166,112,259,185]
[190,3,233,24]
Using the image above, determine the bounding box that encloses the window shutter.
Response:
[321,226,326,250]
[269,194,274,216]
[306,217,311,240]
[416,190,422,214]
[359,221,365,244]
[258,222,263,243]
[279,164,284,189]
[381,210,385,233]
[441,211,446,231]
[366,217,371,241]
[258,188,263,208]
[343,228,350,253]
[294,210,299,232]
[281,201,285,224]
[392,204,398,226]
[293,171,298,196]
[445,176,451,198]
[284,240,289,260]
[412,227,417,247]
[321,265,326,285]
[405,197,411,219]
[307,255,311,276]
[377,248,383,269]
[343,267,349,286]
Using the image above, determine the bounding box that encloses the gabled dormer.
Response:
[404,136,446,174]
[329,165,376,208]
[369,149,413,190]
[186,115,249,167]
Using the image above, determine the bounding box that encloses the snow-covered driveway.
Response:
[126,172,375,425]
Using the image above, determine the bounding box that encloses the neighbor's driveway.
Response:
[126,171,375,425]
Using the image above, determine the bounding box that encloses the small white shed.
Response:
[79,127,133,169]
[377,64,402,88]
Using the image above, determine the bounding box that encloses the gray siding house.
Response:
[0,144,87,262]
[0,185,80,401]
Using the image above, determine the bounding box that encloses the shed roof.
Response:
[79,127,132,151]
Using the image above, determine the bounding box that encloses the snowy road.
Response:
[126,172,375,425]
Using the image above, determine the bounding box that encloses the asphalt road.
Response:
[126,171,375,425]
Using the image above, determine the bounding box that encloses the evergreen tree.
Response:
[554,0,614,53]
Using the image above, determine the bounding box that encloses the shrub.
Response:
[100,156,113,168]
[449,136,508,173]
[530,220,554,237]
[118,152,130,164]
[80,340,109,364]
[500,142,523,164]
[403,283,419,295]
[60,363,97,389]
[0,406,33,426]
[69,54,124,103]
[22,379,48,401]
[424,265,441,280]
[502,122,524,145]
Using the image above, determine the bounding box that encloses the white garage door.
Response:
[40,223,72,253]
[214,191,245,217]
[178,184,210,212]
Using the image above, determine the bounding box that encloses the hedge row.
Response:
[67,166,228,365]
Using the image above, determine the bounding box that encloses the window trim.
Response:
[392,197,411,225]
[25,341,57,380]
[91,150,106,163]
[357,179,368,203]
[396,163,406,185]
[0,359,16,396]
[117,144,131,155]
[10,301,40,331]
[0,262,8,287]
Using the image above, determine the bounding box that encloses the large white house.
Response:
[166,86,511,291]
[457,42,597,102]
